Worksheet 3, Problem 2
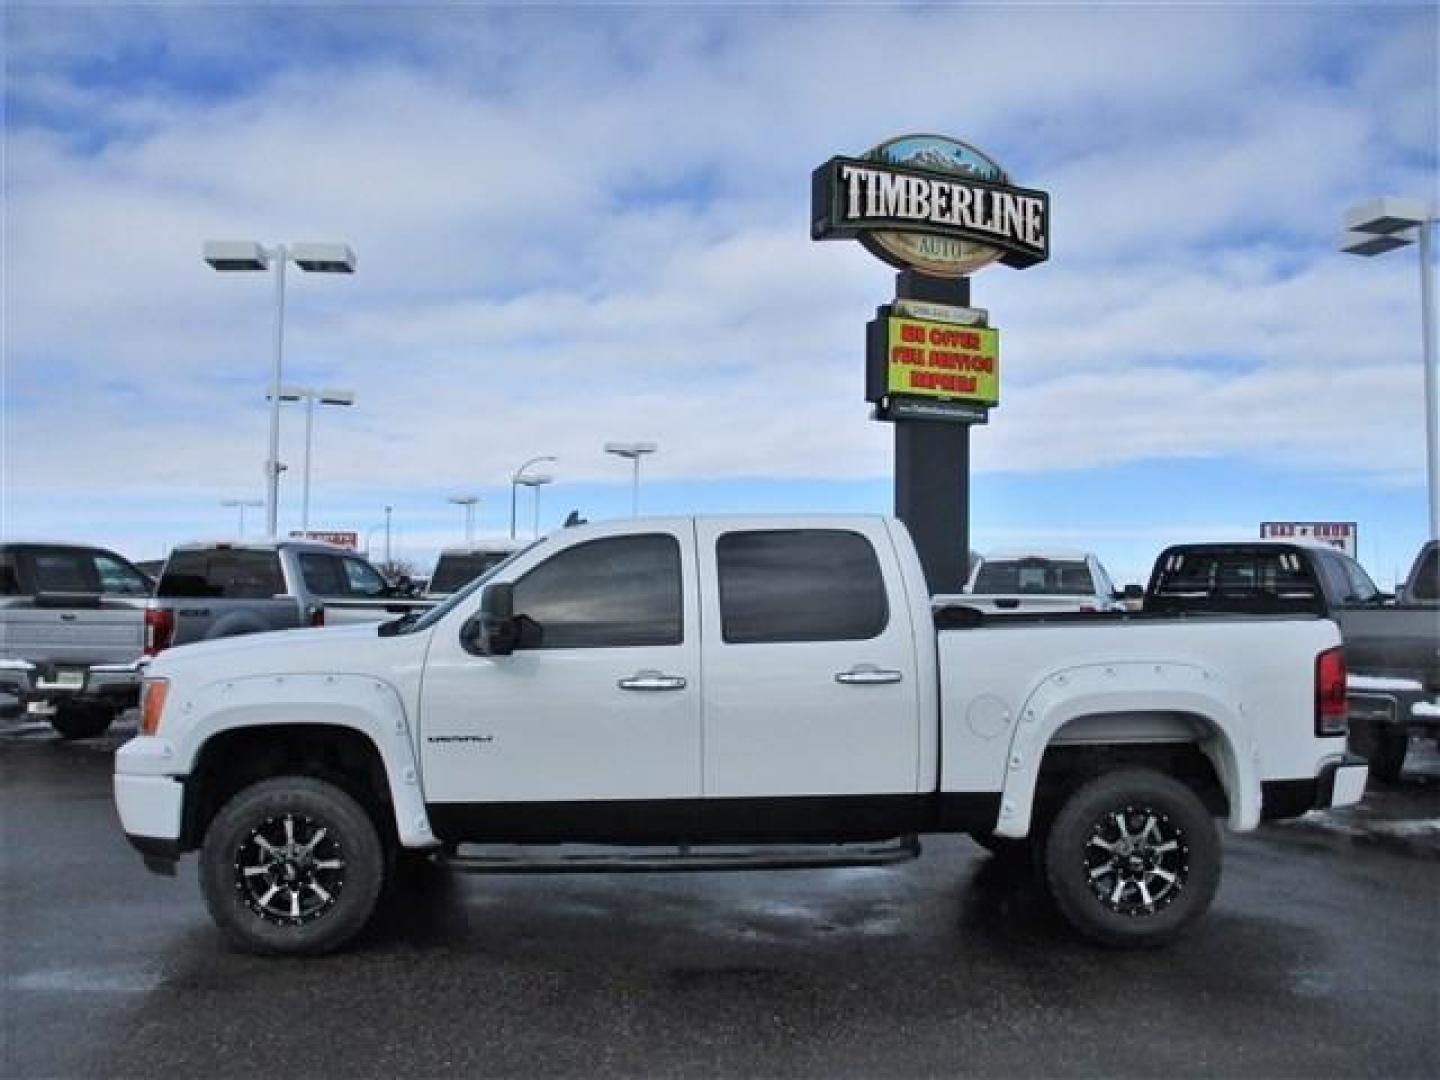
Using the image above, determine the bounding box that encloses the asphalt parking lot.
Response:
[3,715,1437,1079]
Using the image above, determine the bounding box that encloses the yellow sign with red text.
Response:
[886,316,999,405]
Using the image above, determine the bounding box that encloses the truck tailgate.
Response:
[1,602,144,667]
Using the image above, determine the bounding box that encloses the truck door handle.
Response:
[835,665,903,685]
[618,671,688,692]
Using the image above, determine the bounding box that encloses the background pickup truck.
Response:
[937,550,1126,614]
[145,539,433,656]
[116,515,1364,957]
[1,542,152,738]
[1144,540,1439,782]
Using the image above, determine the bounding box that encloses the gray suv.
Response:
[0,542,152,738]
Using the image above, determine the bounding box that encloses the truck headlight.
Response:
[140,678,170,736]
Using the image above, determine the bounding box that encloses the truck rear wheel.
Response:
[200,776,385,956]
[49,703,114,740]
[1042,768,1220,949]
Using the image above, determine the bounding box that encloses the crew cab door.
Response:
[418,523,701,826]
[694,521,923,813]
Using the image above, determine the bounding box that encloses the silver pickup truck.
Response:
[145,540,432,656]
[1,542,152,738]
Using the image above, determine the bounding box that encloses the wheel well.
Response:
[182,725,393,850]
[1033,741,1230,826]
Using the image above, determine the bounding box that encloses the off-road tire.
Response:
[200,776,385,956]
[49,703,114,740]
[1043,768,1220,949]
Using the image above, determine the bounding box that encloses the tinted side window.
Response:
[157,550,284,599]
[343,558,389,598]
[93,554,151,596]
[299,554,348,597]
[512,534,682,649]
[717,530,888,644]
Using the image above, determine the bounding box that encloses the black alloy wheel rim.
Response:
[234,813,347,925]
[1082,803,1189,916]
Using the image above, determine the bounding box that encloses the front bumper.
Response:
[115,737,185,874]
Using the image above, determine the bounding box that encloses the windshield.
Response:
[398,541,540,634]
[972,558,1094,595]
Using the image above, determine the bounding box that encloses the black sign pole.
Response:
[892,270,973,594]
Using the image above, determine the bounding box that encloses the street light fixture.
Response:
[1341,197,1438,540]
[220,498,263,537]
[510,455,558,538]
[604,441,658,518]
[203,239,356,538]
[270,385,356,535]
[514,473,554,539]
[448,495,481,546]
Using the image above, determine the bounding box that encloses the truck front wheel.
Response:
[1042,768,1220,949]
[199,776,385,956]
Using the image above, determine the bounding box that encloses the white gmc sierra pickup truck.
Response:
[114,515,1367,956]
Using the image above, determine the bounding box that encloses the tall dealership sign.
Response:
[812,135,1050,591]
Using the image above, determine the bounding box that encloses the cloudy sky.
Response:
[3,2,1436,584]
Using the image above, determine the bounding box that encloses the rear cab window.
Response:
[973,557,1094,596]
[430,552,512,594]
[1148,546,1323,613]
[158,549,285,599]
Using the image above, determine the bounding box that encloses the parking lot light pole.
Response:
[363,524,385,558]
[448,495,480,546]
[1342,197,1439,541]
[203,240,356,538]
[604,441,658,518]
[515,473,554,539]
[510,455,557,538]
[271,385,356,535]
[220,498,263,537]
[384,504,393,566]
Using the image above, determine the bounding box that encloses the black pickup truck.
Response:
[1145,540,1438,782]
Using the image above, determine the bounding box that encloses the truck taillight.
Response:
[1315,646,1347,737]
[144,608,175,657]
[310,606,326,627]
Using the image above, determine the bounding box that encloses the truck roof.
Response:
[978,549,1094,561]
[168,539,364,556]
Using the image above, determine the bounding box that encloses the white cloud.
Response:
[2,3,1436,560]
